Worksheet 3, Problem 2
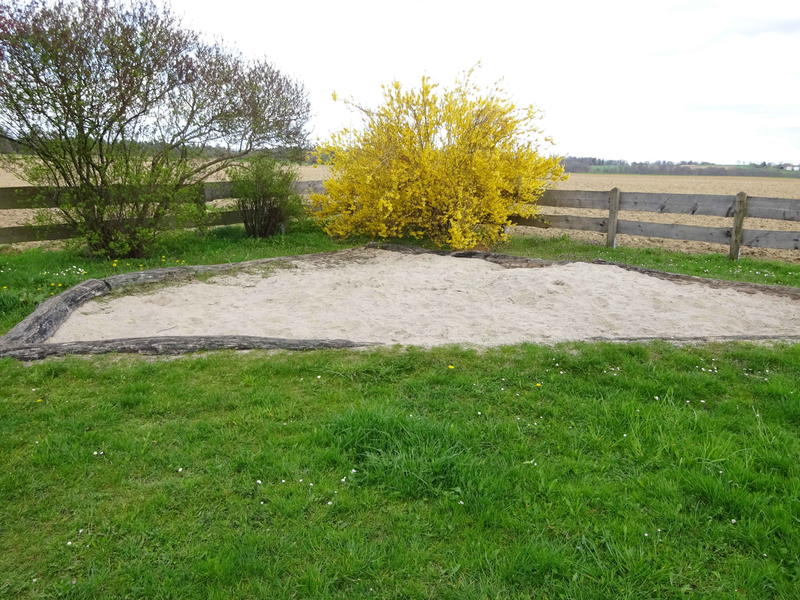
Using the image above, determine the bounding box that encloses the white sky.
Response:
[167,0,800,164]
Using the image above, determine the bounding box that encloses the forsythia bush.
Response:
[310,70,567,249]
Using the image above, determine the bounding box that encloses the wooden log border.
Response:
[0,336,380,361]
[1,243,799,360]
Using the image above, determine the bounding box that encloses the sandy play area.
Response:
[47,248,800,346]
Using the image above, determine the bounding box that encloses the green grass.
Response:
[3,221,799,337]
[2,342,800,598]
[2,222,800,597]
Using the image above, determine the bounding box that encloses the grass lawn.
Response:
[2,342,800,598]
[2,222,800,598]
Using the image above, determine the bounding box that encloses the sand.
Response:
[49,248,800,346]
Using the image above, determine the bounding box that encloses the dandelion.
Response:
[448,365,454,369]
[37,399,42,402]
[536,383,541,387]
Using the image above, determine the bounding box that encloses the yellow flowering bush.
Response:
[310,69,567,249]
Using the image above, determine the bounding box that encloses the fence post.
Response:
[606,187,620,248]
[729,191,747,260]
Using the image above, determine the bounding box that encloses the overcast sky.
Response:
[168,0,799,164]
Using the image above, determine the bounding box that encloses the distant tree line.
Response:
[562,157,800,178]
[0,128,308,163]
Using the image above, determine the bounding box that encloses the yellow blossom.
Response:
[311,68,566,250]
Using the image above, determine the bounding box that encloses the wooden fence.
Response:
[1,182,799,259]
[0,180,325,245]
[509,187,800,259]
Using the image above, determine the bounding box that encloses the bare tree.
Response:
[0,0,311,256]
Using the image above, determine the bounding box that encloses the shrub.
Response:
[228,155,303,238]
[0,0,310,257]
[310,69,567,250]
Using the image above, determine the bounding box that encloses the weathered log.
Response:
[1,279,110,346]
[584,333,800,344]
[0,335,381,361]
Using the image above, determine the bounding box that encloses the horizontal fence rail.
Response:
[510,187,800,258]
[1,183,800,257]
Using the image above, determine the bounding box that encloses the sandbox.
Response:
[2,245,799,360]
